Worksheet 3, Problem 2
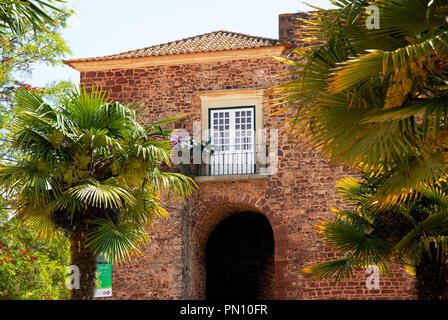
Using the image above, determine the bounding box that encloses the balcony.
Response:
[179,148,271,183]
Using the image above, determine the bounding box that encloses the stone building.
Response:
[64,13,415,300]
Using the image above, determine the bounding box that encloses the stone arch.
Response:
[188,194,282,299]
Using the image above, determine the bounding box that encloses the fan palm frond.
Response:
[0,162,61,206]
[68,178,135,209]
[316,219,389,260]
[85,217,149,265]
[394,211,448,258]
[20,205,56,239]
[122,189,168,226]
[148,169,196,201]
[301,255,357,282]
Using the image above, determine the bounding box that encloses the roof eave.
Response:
[63,45,287,72]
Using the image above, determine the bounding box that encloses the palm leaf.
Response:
[68,179,135,209]
[85,217,149,265]
[394,210,448,258]
[20,205,55,239]
[301,255,356,282]
[0,162,60,206]
[122,189,168,226]
[0,0,63,36]
[148,169,196,201]
[316,220,389,260]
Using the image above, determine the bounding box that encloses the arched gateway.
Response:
[206,212,274,300]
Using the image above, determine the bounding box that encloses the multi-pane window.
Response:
[209,106,255,175]
[234,110,253,151]
[211,111,231,152]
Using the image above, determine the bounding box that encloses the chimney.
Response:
[278,12,310,48]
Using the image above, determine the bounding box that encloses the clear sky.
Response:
[27,0,334,87]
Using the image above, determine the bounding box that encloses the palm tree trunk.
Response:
[415,247,448,300]
[70,224,97,300]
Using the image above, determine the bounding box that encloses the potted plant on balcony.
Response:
[170,136,214,176]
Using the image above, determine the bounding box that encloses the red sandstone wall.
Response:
[80,53,415,300]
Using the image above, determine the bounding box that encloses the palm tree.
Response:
[302,171,448,300]
[0,86,195,299]
[272,0,448,208]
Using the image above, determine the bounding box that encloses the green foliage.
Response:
[272,0,448,208]
[0,0,65,36]
[0,210,70,300]
[0,10,73,97]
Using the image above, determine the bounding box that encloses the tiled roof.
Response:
[64,31,280,63]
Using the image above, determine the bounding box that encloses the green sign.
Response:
[94,263,112,298]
